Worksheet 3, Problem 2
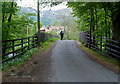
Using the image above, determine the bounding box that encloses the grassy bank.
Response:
[79,44,120,73]
[2,48,37,71]
[39,37,59,51]
[2,37,58,71]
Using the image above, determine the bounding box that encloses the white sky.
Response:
[16,0,67,11]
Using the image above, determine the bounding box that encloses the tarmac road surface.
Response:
[51,40,118,82]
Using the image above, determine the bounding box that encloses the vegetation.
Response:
[2,37,58,71]
[40,9,72,27]
[61,15,79,40]
[2,2,38,40]
[40,37,58,51]
[80,45,120,72]
[2,2,43,57]
[2,1,120,72]
[2,48,37,71]
[67,2,120,41]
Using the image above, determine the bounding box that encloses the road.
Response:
[2,40,119,83]
[50,40,118,82]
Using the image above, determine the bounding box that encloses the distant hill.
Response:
[19,7,37,14]
[19,7,74,27]
[41,8,73,26]
[19,7,37,21]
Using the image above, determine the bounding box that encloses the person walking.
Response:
[60,31,64,40]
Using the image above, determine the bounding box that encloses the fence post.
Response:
[105,38,107,51]
[28,37,30,49]
[36,35,39,46]
[21,39,23,54]
[32,36,34,48]
[93,35,95,50]
[100,37,102,52]
[12,40,15,57]
[118,41,120,59]
[86,33,89,47]
[89,33,92,49]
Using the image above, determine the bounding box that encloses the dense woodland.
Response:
[67,2,120,42]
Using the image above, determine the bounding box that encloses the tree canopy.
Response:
[67,2,120,41]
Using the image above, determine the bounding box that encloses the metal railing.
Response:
[85,33,120,59]
[2,35,38,63]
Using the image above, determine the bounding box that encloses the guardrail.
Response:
[2,35,38,63]
[85,33,120,59]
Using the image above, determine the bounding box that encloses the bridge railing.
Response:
[81,32,120,59]
[2,32,53,63]
[2,35,38,63]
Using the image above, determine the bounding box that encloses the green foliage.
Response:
[2,2,38,55]
[40,21,43,28]
[81,45,119,68]
[67,2,120,41]
[2,2,37,41]
[67,2,113,38]
[2,48,37,71]
[48,37,59,43]
[59,14,79,40]
[54,22,60,26]
[39,37,58,51]
[2,37,58,71]
[40,41,50,48]
[2,2,18,15]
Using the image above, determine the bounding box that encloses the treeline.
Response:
[67,2,120,42]
[2,2,43,41]
[2,2,41,54]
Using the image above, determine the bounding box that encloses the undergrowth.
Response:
[2,37,58,71]
[2,48,37,71]
[39,37,58,51]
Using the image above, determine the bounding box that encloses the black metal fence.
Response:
[2,32,53,63]
[80,32,120,59]
[2,35,38,63]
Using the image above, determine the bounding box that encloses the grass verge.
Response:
[2,37,58,72]
[2,48,37,71]
[39,37,59,51]
[79,44,120,73]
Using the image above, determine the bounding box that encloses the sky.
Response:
[16,0,68,11]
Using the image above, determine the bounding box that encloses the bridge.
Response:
[1,1,120,83]
[2,31,120,83]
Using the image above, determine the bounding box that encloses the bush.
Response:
[2,48,37,71]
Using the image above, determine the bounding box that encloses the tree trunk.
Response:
[111,11,120,59]
[8,2,14,22]
[108,21,111,39]
[89,7,95,49]
[95,8,97,31]
[37,0,40,31]
[112,12,120,41]
[8,14,12,22]
[2,13,5,22]
[105,13,107,39]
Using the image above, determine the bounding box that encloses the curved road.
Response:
[51,40,118,82]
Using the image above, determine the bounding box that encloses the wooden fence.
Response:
[2,35,38,63]
[80,32,120,59]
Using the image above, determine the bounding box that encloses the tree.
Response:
[67,2,120,42]
[2,2,37,54]
[37,0,40,31]
[104,2,120,41]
